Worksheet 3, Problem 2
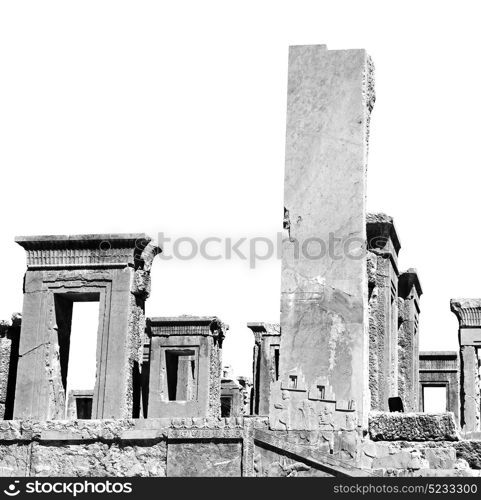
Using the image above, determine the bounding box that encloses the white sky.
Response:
[1,1,481,383]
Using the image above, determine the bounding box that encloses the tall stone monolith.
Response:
[270,45,375,431]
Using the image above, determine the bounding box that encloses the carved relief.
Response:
[269,370,357,432]
[167,417,244,440]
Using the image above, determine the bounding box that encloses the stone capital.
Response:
[366,213,401,255]
[450,299,481,328]
[399,268,423,299]
[246,323,280,344]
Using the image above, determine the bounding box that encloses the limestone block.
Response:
[30,441,167,477]
[0,444,30,477]
[454,441,481,470]
[254,445,333,477]
[0,421,23,441]
[369,412,458,441]
[424,447,457,469]
[166,442,242,477]
[372,450,423,470]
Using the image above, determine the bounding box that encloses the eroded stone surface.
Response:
[31,442,166,477]
[254,445,333,477]
[0,444,30,477]
[369,412,458,441]
[454,441,481,470]
[278,45,374,429]
[31,441,167,477]
[361,440,459,471]
[167,442,241,477]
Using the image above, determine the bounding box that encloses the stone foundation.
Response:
[0,416,479,477]
[0,418,246,477]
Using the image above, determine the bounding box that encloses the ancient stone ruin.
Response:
[0,44,480,477]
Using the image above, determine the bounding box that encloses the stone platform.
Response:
[0,415,479,477]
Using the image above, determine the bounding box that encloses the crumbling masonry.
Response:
[0,44,480,477]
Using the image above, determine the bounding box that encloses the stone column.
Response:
[366,213,401,411]
[271,45,375,430]
[450,299,481,435]
[246,323,280,415]
[397,269,422,412]
[0,314,21,419]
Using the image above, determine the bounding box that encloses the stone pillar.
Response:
[0,314,21,419]
[147,316,227,418]
[450,299,481,435]
[397,269,422,412]
[271,45,375,430]
[366,213,401,411]
[236,376,253,415]
[13,234,160,420]
[246,323,280,415]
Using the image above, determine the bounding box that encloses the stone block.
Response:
[369,412,458,441]
[424,447,457,469]
[0,444,30,477]
[30,441,167,477]
[254,444,333,477]
[166,441,242,477]
[372,450,421,470]
[454,441,481,470]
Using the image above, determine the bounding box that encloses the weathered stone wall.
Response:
[252,428,365,477]
[0,418,246,477]
[362,413,481,475]
[360,440,481,476]
[167,441,241,477]
[30,441,167,477]
[254,445,333,477]
[0,416,479,477]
